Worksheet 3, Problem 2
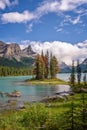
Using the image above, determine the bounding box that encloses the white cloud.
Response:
[77,40,87,48]
[1,0,87,24]
[70,16,81,25]
[26,23,33,33]
[0,0,18,10]
[20,40,30,49]
[20,40,87,65]
[56,28,63,32]
[35,1,59,18]
[1,10,36,23]
[35,0,87,17]
[59,0,87,11]
[65,15,82,25]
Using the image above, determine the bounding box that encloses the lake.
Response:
[0,73,85,103]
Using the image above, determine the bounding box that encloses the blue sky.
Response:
[0,0,87,44]
[0,0,87,65]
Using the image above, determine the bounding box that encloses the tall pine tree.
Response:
[77,60,81,87]
[50,54,59,79]
[70,60,75,87]
[34,52,59,80]
[34,54,45,80]
[45,51,49,79]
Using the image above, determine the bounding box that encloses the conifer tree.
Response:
[50,54,59,79]
[83,64,87,86]
[45,51,49,79]
[81,94,86,130]
[70,60,75,87]
[83,74,86,86]
[63,101,76,130]
[35,54,45,80]
[78,94,87,130]
[77,60,81,88]
[34,52,59,80]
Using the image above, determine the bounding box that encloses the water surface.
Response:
[0,73,85,103]
[0,74,70,103]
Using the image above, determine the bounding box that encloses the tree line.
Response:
[34,51,59,80]
[0,51,59,77]
[70,60,87,89]
[0,66,33,76]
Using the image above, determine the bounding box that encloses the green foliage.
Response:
[77,60,81,86]
[35,54,45,80]
[70,61,75,87]
[21,104,49,129]
[45,51,49,79]
[0,57,35,76]
[83,73,87,86]
[0,93,87,130]
[34,52,59,80]
[79,94,87,130]
[0,57,35,68]
[0,66,33,76]
[50,55,59,79]
[26,78,67,85]
[70,60,87,92]
[21,57,35,65]
[0,57,24,68]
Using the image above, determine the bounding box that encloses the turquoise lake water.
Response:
[0,73,85,103]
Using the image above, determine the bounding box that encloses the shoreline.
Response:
[25,78,69,85]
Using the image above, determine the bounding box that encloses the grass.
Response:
[0,80,87,130]
[0,93,87,130]
[26,78,68,85]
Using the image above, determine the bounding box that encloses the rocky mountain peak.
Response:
[0,41,8,57]
[82,58,87,64]
[0,41,6,46]
[4,43,21,59]
[0,41,36,61]
[22,45,36,55]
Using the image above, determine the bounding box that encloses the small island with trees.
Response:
[26,51,67,85]
[0,50,87,130]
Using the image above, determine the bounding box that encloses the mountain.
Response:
[0,40,71,72]
[80,58,87,72]
[0,41,21,60]
[82,58,87,64]
[2,40,87,73]
[59,62,71,73]
[0,41,7,57]
[22,45,36,56]
[0,41,36,60]
[0,41,36,67]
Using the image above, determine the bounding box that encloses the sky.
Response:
[0,0,87,65]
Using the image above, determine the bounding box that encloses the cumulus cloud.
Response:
[77,40,87,48]
[0,0,18,10]
[20,40,87,65]
[1,10,36,23]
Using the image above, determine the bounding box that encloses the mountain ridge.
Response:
[0,41,36,60]
[0,41,86,72]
